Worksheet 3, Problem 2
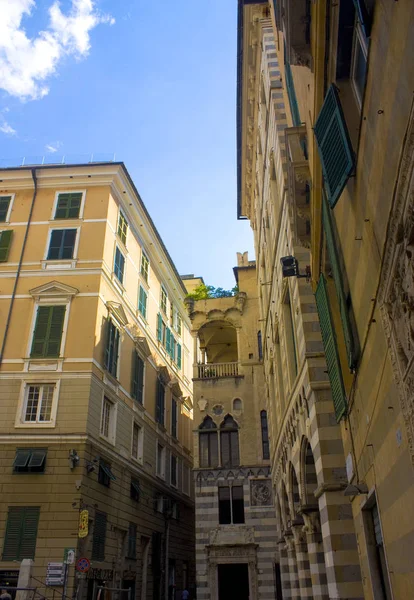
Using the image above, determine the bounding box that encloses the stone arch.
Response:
[300,436,318,507]
[288,462,301,518]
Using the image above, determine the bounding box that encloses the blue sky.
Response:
[0,0,255,289]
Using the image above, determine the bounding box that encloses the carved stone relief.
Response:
[250,478,273,506]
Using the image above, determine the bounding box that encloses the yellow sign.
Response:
[78,510,89,538]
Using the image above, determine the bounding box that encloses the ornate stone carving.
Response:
[209,525,255,546]
[378,105,414,466]
[212,404,223,416]
[302,511,321,536]
[250,478,273,506]
[198,398,208,411]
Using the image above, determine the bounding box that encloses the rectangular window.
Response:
[0,196,12,222]
[130,478,140,502]
[155,379,165,426]
[261,410,270,460]
[176,313,182,336]
[24,384,55,423]
[2,506,40,560]
[55,192,82,219]
[138,286,148,319]
[170,455,177,487]
[199,431,219,468]
[177,343,182,370]
[351,23,368,108]
[30,305,66,358]
[132,422,143,462]
[117,211,128,245]
[157,443,165,478]
[104,320,120,378]
[0,230,13,262]
[126,523,137,558]
[47,229,77,260]
[171,398,178,438]
[218,485,244,525]
[183,464,190,496]
[114,246,125,284]
[131,351,144,403]
[13,449,47,474]
[363,499,392,600]
[98,460,116,487]
[140,250,149,282]
[92,512,107,561]
[160,286,168,314]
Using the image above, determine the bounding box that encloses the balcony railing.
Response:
[197,362,239,379]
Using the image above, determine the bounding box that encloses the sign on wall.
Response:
[46,563,65,586]
[78,509,89,538]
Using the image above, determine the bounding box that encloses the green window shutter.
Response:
[322,199,357,368]
[170,335,176,361]
[20,507,40,559]
[105,320,119,377]
[132,351,144,403]
[92,512,107,561]
[104,319,111,370]
[177,343,182,369]
[55,193,82,219]
[138,287,147,318]
[0,196,11,222]
[156,313,162,342]
[2,507,39,560]
[114,247,125,283]
[284,57,301,127]
[165,328,171,354]
[156,379,165,425]
[0,230,13,262]
[314,85,354,208]
[31,306,65,358]
[315,275,347,421]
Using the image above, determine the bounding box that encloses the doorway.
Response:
[217,564,249,600]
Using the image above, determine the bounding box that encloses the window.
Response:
[155,379,165,426]
[114,246,125,284]
[0,196,12,222]
[160,286,168,314]
[23,384,55,423]
[131,351,144,403]
[218,485,244,524]
[132,422,143,462]
[92,512,107,561]
[284,50,301,127]
[261,410,270,459]
[100,396,116,443]
[127,523,137,559]
[155,495,164,514]
[177,343,182,369]
[98,459,116,487]
[283,289,298,384]
[117,211,128,245]
[54,192,82,219]
[156,443,165,478]
[176,313,182,336]
[157,313,167,346]
[0,230,13,262]
[104,319,120,378]
[183,464,190,496]
[47,229,77,260]
[2,506,40,560]
[140,250,149,282]
[130,478,140,502]
[171,398,178,438]
[363,498,392,600]
[220,415,240,468]
[199,416,218,468]
[170,455,177,487]
[138,286,148,319]
[13,448,47,473]
[30,306,66,358]
[257,331,263,360]
[351,22,368,108]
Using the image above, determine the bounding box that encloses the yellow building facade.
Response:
[0,162,195,600]
[238,0,414,599]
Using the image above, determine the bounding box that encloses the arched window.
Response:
[220,415,239,468]
[261,410,270,459]
[233,398,242,411]
[199,416,218,468]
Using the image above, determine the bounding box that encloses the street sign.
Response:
[78,509,89,538]
[75,557,91,573]
[63,548,76,565]
[46,562,65,586]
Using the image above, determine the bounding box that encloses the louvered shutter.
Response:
[284,59,301,126]
[156,313,162,342]
[31,307,52,357]
[315,275,347,421]
[322,199,357,368]
[45,306,66,357]
[0,230,13,262]
[2,507,24,560]
[177,344,182,369]
[314,85,354,208]
[156,379,165,425]
[112,327,119,377]
[92,512,107,561]
[104,319,111,370]
[132,351,144,403]
[20,507,40,558]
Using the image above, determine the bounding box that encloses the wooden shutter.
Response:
[127,523,137,558]
[138,287,147,317]
[314,85,354,208]
[132,351,144,403]
[105,320,119,377]
[284,58,301,126]
[171,399,177,438]
[315,275,347,421]
[3,507,39,560]
[0,230,13,262]
[55,193,82,219]
[20,507,40,558]
[156,379,165,425]
[31,306,65,358]
[0,196,11,222]
[92,512,107,561]
[156,313,162,342]
[177,343,182,369]
[322,199,357,368]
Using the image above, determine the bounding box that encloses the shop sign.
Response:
[78,510,89,538]
[87,568,114,581]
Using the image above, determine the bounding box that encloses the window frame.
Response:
[138,285,148,319]
[16,381,60,428]
[170,454,178,488]
[140,250,150,283]
[51,190,86,220]
[130,478,140,502]
[44,227,80,263]
[155,378,165,426]
[131,421,144,464]
[100,395,117,445]
[117,210,129,246]
[126,523,137,559]
[350,19,369,109]
[171,397,178,439]
[160,286,168,315]
[156,443,166,479]
[218,484,245,525]
[0,229,13,262]
[113,245,126,284]
[0,194,15,223]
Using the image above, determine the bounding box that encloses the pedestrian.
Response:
[0,589,12,600]
[181,589,189,600]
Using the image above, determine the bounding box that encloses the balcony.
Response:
[283,0,312,68]
[285,125,311,249]
[196,362,239,379]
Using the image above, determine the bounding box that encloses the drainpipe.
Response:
[0,168,37,366]
[165,516,170,600]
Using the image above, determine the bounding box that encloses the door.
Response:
[217,564,249,600]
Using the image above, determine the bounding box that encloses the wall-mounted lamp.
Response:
[68,449,80,469]
[280,256,311,281]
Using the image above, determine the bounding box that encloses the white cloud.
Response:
[45,141,62,152]
[0,121,17,135]
[0,0,115,101]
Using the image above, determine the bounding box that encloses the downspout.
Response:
[0,168,37,366]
